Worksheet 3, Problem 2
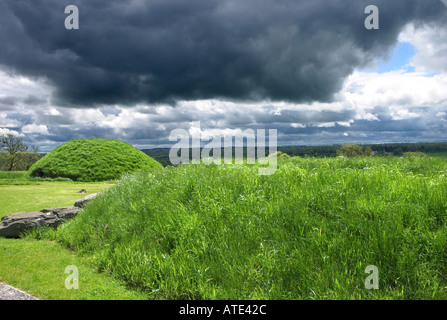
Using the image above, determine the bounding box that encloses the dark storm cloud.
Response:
[1,0,446,107]
[22,94,47,105]
[0,96,19,110]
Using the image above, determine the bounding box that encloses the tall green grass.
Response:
[0,171,27,179]
[32,156,447,299]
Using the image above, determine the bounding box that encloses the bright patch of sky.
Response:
[361,41,417,74]
[376,42,416,73]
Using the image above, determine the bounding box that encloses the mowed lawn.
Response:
[0,180,113,218]
[0,177,148,300]
[0,238,148,300]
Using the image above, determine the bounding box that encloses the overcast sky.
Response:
[1,0,447,151]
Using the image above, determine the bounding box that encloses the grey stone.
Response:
[74,192,99,208]
[0,206,81,238]
[0,282,38,300]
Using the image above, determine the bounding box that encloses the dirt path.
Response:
[0,282,38,300]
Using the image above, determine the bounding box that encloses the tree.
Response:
[268,151,291,161]
[0,134,38,171]
[337,144,373,157]
[17,145,41,170]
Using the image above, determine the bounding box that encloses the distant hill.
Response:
[28,138,162,181]
[141,142,447,167]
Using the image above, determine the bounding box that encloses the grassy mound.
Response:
[28,139,162,181]
[35,156,447,299]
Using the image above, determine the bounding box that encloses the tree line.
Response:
[142,142,447,166]
[2,132,446,171]
[0,134,41,171]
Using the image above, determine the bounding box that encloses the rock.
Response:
[0,282,38,300]
[0,192,104,238]
[74,193,99,208]
[0,206,82,238]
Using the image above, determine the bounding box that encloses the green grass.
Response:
[0,238,148,300]
[0,172,147,300]
[0,171,27,180]
[30,155,447,299]
[0,180,113,218]
[28,138,163,182]
[0,177,150,299]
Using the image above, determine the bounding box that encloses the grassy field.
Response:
[2,155,447,300]
[25,155,447,300]
[0,178,113,218]
[0,238,148,300]
[0,175,147,299]
[0,172,146,300]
